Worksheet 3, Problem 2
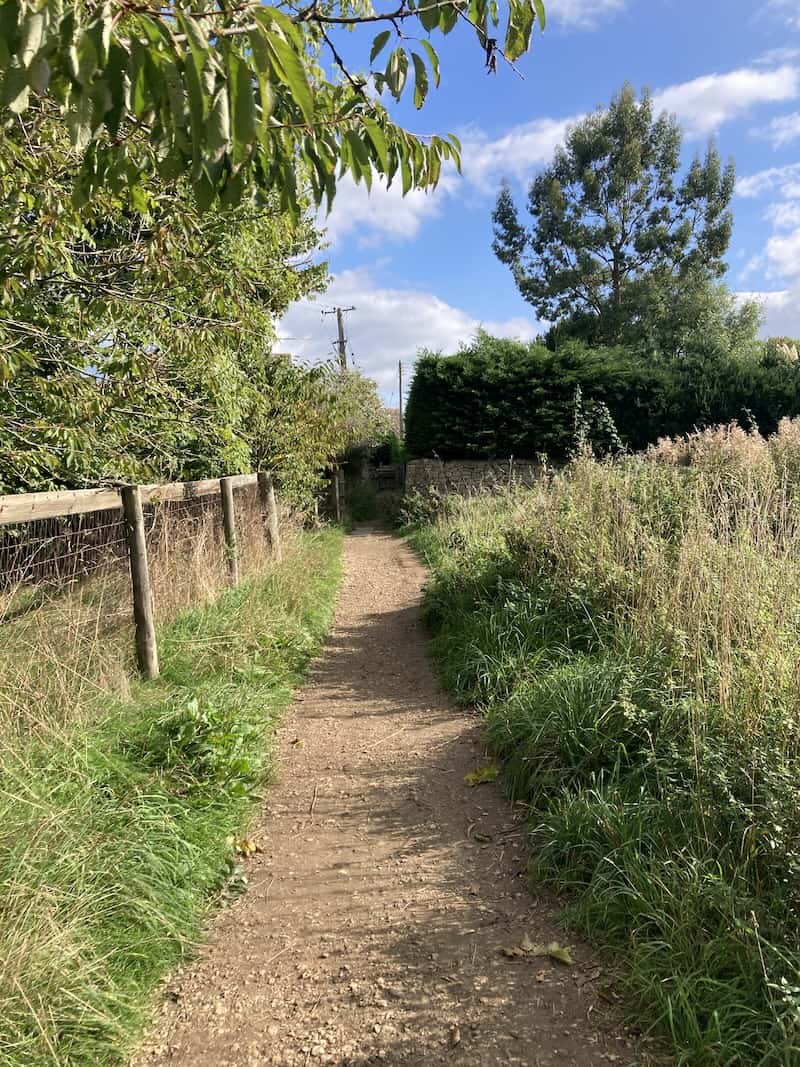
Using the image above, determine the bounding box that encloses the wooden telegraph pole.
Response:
[322,306,356,370]
[398,360,404,439]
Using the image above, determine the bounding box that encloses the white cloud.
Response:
[757,110,800,146]
[766,200,800,228]
[320,170,457,247]
[458,63,800,197]
[316,61,800,251]
[277,267,541,396]
[765,227,800,278]
[739,288,800,335]
[546,0,627,29]
[756,47,800,65]
[652,65,800,137]
[317,118,575,250]
[460,116,578,191]
[737,161,800,198]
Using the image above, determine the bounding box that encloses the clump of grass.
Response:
[0,523,342,1067]
[410,422,800,1065]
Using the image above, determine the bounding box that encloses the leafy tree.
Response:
[0,0,545,212]
[492,85,746,352]
[0,104,390,500]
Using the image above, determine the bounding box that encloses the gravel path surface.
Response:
[133,528,636,1067]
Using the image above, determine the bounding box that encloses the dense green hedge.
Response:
[405,334,800,459]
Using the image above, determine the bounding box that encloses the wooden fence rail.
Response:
[0,472,280,679]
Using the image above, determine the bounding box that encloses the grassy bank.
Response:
[0,528,342,1067]
[408,424,800,1066]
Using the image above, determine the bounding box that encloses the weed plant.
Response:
[409,420,800,1066]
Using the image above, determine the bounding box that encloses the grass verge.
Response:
[407,428,800,1066]
[0,528,342,1067]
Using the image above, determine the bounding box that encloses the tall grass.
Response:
[409,420,800,1066]
[0,503,342,1067]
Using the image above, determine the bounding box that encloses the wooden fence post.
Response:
[121,485,159,679]
[333,468,342,523]
[257,471,282,563]
[220,477,239,584]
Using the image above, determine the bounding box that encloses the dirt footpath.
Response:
[133,528,636,1067]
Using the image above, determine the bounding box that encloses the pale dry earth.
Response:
[133,528,638,1067]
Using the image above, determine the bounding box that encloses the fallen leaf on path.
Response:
[464,764,499,787]
[501,936,574,965]
[542,942,574,965]
[234,837,261,857]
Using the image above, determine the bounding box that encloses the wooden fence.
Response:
[0,472,281,680]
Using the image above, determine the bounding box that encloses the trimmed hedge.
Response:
[405,335,800,459]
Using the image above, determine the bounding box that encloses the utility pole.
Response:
[335,308,347,371]
[398,360,404,439]
[322,306,356,370]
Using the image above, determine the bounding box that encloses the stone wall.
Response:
[405,458,540,496]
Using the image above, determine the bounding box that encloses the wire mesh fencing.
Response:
[0,474,282,726]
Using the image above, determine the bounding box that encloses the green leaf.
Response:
[439,3,459,33]
[248,29,274,129]
[504,0,534,62]
[129,40,149,118]
[533,0,546,30]
[420,39,440,87]
[229,52,256,162]
[419,1,440,32]
[400,152,412,195]
[88,1,113,67]
[362,116,389,173]
[206,87,230,163]
[257,7,304,52]
[103,43,127,137]
[369,30,391,64]
[76,28,98,88]
[18,11,44,68]
[385,48,408,102]
[266,32,314,124]
[344,128,372,187]
[184,45,206,171]
[130,184,150,213]
[411,52,428,109]
[220,167,246,207]
[193,171,216,211]
[179,12,208,64]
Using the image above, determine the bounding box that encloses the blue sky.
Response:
[279,0,800,402]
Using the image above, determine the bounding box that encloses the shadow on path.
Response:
[132,528,636,1067]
